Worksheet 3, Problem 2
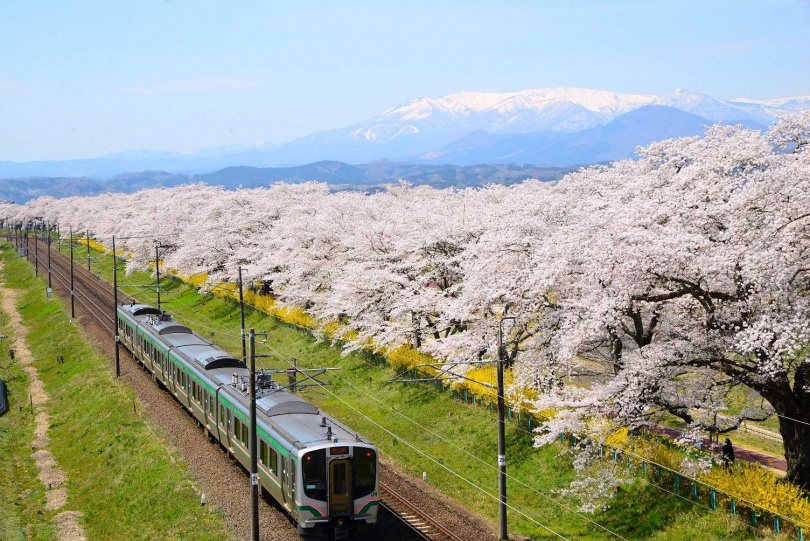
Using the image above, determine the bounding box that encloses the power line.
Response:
[260,341,573,541]
[94,267,575,538]
[263,345,629,539]
[44,239,794,531]
[105,267,778,527]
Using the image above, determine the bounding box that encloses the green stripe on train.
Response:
[118,310,297,460]
[358,500,380,514]
[296,504,324,518]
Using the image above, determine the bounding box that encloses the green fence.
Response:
[269,312,805,539]
[558,433,805,539]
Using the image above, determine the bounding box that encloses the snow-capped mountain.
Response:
[350,87,808,145]
[2,87,809,178]
[255,87,804,166]
[360,88,660,142]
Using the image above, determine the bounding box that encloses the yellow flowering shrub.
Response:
[186,273,210,288]
[463,365,505,402]
[86,237,107,253]
[386,345,435,370]
[322,321,345,339]
[243,289,276,313]
[605,427,629,448]
[77,237,128,257]
[622,434,684,472]
[700,462,810,526]
[276,306,318,329]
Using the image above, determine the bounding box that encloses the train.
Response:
[115,301,379,540]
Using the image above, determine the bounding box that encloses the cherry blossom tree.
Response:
[1,112,808,490]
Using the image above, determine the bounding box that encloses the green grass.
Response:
[0,285,54,540]
[40,241,784,540]
[1,246,232,541]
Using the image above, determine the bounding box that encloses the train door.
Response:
[226,409,233,450]
[328,459,352,516]
[204,391,212,430]
[282,455,293,512]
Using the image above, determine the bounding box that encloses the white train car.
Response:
[116,302,379,539]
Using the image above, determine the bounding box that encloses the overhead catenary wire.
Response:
[42,250,573,539]
[36,252,115,332]
[260,339,775,535]
[102,279,574,538]
[37,234,798,532]
[100,257,778,525]
[282,352,630,540]
[258,340,573,541]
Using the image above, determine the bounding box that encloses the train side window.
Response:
[220,405,225,426]
[271,450,278,476]
[233,417,240,436]
[260,440,268,466]
[241,423,248,446]
[208,393,214,415]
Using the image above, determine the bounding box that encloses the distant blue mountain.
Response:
[0,162,575,202]
[421,106,765,166]
[0,87,797,179]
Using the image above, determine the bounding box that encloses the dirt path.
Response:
[652,424,788,472]
[2,282,87,541]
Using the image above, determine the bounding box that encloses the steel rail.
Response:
[29,241,116,331]
[32,237,467,541]
[379,481,464,541]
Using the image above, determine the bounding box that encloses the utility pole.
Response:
[497,316,515,541]
[69,226,75,319]
[47,233,52,298]
[155,244,162,311]
[112,236,121,377]
[238,267,247,363]
[86,228,91,271]
[248,328,259,541]
[34,227,38,276]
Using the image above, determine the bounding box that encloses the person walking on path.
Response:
[722,437,736,468]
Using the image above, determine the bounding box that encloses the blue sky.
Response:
[1,0,808,161]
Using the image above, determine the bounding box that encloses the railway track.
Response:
[380,482,463,541]
[23,235,469,541]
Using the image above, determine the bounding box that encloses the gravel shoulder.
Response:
[33,239,496,541]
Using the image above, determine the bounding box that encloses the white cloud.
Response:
[123,78,263,96]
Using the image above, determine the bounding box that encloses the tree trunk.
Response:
[778,410,810,489]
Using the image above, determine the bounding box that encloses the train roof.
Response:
[117,302,373,451]
[120,303,162,317]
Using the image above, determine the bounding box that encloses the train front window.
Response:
[332,462,347,494]
[302,449,326,501]
[353,448,376,499]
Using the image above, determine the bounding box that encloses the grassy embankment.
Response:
[0,280,52,539]
[45,241,775,540]
[0,246,232,540]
